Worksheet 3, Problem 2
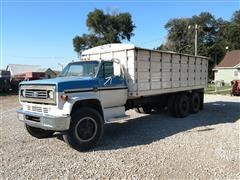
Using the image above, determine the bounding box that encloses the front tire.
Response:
[63,107,103,151]
[25,124,54,139]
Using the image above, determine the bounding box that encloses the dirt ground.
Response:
[0,94,239,179]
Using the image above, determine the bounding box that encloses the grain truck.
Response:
[17,44,208,151]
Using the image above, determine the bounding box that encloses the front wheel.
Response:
[63,107,104,151]
[25,124,54,139]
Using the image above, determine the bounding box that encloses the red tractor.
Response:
[231,80,240,96]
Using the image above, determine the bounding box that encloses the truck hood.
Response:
[20,77,99,92]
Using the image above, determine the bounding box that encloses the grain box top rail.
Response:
[81,43,209,60]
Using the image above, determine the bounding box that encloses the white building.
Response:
[6,64,58,79]
[213,50,240,84]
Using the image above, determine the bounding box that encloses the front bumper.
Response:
[17,109,70,131]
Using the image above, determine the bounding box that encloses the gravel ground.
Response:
[0,94,239,179]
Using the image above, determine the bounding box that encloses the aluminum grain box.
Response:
[81,44,208,98]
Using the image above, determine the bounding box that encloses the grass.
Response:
[205,83,232,95]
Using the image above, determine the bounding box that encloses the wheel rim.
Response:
[75,117,97,142]
[182,100,188,112]
[181,100,188,113]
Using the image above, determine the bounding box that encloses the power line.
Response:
[137,37,164,46]
[186,24,240,29]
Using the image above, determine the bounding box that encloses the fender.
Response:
[61,91,104,117]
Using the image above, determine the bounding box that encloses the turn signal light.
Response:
[61,94,68,102]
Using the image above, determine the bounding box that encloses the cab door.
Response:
[98,61,127,108]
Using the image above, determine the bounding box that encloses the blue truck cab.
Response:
[17,59,128,151]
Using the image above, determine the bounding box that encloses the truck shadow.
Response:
[95,101,240,151]
[0,91,18,96]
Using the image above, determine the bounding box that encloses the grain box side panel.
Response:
[150,51,162,89]
[201,58,208,85]
[161,52,172,88]
[180,56,189,87]
[114,49,137,93]
[131,49,208,97]
[188,56,196,86]
[136,49,150,91]
[195,57,202,86]
[172,54,180,88]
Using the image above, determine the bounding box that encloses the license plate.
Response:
[18,113,24,121]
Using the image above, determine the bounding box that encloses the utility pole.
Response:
[58,63,64,71]
[194,24,198,56]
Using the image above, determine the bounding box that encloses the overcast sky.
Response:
[1,0,239,70]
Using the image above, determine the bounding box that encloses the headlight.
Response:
[47,90,54,99]
[20,89,26,97]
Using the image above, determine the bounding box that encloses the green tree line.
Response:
[157,10,240,79]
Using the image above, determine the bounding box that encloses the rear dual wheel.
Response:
[174,94,189,118]
[189,92,201,113]
[168,92,201,118]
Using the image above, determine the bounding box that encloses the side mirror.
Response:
[113,61,121,77]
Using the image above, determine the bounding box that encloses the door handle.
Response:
[93,87,98,92]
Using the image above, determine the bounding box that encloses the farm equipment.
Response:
[231,80,240,96]
[0,70,11,92]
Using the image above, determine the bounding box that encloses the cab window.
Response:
[98,62,113,77]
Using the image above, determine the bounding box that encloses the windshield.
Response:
[58,61,99,77]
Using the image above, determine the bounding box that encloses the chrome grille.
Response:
[25,90,47,99]
[20,85,56,105]
[27,105,49,114]
[32,106,42,112]
[43,108,48,113]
